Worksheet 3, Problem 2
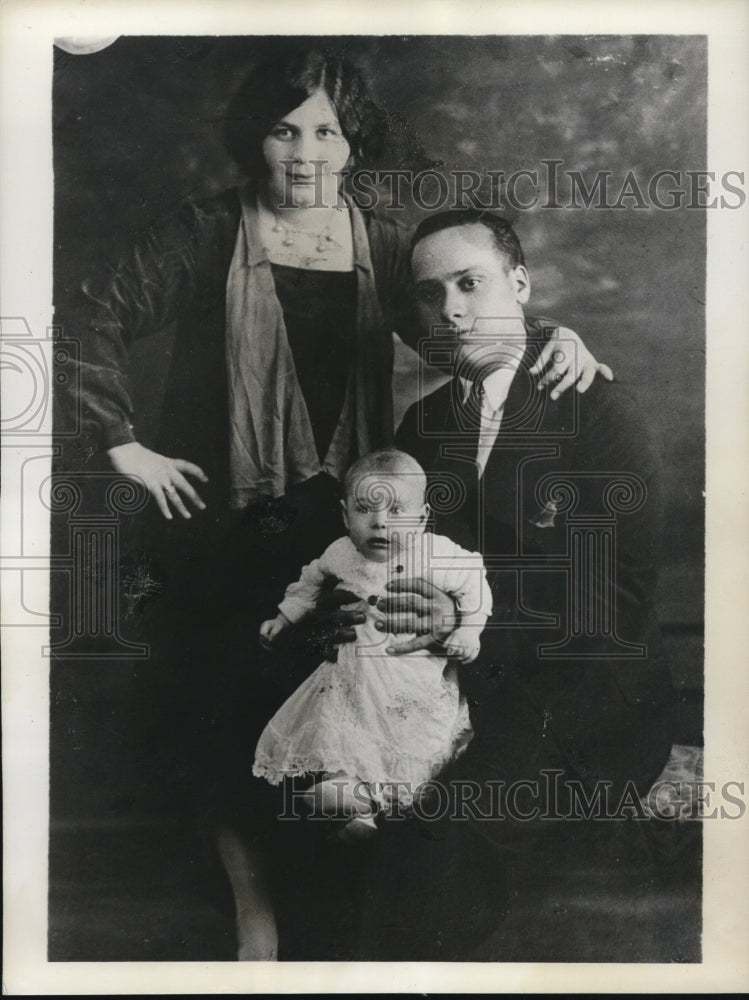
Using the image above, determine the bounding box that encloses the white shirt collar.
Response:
[459,365,518,413]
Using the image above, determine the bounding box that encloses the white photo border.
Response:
[2,0,748,993]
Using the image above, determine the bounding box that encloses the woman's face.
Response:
[262,89,351,210]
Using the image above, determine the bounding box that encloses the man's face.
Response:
[411,223,531,375]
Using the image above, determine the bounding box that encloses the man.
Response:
[367,209,676,959]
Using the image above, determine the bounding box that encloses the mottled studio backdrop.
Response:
[51,35,705,828]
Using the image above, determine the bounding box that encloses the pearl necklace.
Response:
[271,212,343,254]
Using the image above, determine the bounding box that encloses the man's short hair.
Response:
[411,209,526,270]
[342,448,427,499]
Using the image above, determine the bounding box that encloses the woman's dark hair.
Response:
[411,209,526,270]
[223,44,437,179]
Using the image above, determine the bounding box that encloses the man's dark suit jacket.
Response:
[396,322,675,798]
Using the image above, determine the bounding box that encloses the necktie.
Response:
[467,379,493,471]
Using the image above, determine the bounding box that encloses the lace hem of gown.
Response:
[252,729,473,807]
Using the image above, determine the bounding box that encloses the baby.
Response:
[254,447,492,840]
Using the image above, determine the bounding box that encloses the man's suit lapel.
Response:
[476,330,548,551]
[424,321,563,549]
[422,381,481,548]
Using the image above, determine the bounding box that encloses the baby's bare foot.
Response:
[304,775,374,818]
[338,811,378,843]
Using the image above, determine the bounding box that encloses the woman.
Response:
[62,44,608,959]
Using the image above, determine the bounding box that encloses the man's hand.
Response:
[108,441,208,520]
[376,577,458,656]
[530,326,614,400]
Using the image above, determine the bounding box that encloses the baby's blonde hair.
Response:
[342,448,427,500]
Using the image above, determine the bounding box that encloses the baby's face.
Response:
[342,473,428,563]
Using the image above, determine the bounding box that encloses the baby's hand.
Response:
[259,615,289,650]
[443,628,481,664]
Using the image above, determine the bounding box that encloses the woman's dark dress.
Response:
[168,264,360,825]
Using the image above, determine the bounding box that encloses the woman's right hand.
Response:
[306,588,365,661]
[107,441,208,520]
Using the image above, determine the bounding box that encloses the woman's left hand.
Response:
[529,326,614,400]
[375,577,458,655]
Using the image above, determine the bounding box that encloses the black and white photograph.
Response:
[2,1,748,993]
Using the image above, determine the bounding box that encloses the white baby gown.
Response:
[253,533,491,806]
